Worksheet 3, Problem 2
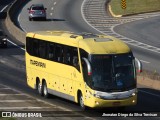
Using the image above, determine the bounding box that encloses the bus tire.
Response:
[43,81,50,98]
[78,92,86,110]
[37,81,43,96]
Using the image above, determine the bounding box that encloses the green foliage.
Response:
[110,0,160,15]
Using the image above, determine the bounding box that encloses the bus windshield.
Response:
[89,53,136,92]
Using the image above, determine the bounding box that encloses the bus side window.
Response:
[73,56,79,68]
[26,37,33,55]
[64,47,72,65]
[61,47,64,63]
[39,40,46,59]
[72,48,80,71]
[33,39,39,57]
[66,53,71,64]
[55,44,64,63]
[55,45,60,62]
[47,42,55,60]
[80,49,91,84]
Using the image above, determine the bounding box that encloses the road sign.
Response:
[121,0,126,9]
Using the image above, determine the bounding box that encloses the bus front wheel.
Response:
[78,92,86,110]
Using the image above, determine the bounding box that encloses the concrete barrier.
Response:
[5,0,30,44]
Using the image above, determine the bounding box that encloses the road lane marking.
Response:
[0,5,8,12]
[0,94,24,96]
[140,60,150,64]
[0,107,51,110]
[0,84,71,111]
[0,100,37,102]
[139,90,160,98]
[0,60,6,63]
[0,84,96,119]
[7,39,25,51]
[0,88,11,90]
[18,14,20,23]
[81,0,104,34]
[81,0,160,54]
[18,13,27,33]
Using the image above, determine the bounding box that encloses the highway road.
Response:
[114,16,160,74]
[19,0,160,74]
[0,0,160,119]
[18,0,99,33]
[81,0,160,74]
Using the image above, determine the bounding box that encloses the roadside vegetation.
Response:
[109,0,160,16]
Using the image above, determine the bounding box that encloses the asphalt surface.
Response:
[19,0,160,73]
[114,16,160,73]
[19,0,98,33]
[0,0,160,119]
[82,0,160,74]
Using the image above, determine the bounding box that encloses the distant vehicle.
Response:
[27,4,47,21]
[0,30,7,48]
[26,31,142,110]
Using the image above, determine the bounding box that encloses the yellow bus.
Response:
[26,31,142,110]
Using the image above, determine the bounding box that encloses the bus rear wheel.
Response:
[78,92,86,110]
[43,81,50,98]
[37,81,43,96]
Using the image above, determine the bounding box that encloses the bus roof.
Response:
[26,31,131,54]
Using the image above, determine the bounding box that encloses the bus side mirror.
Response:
[82,58,92,75]
[135,58,142,73]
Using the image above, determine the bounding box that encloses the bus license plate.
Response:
[113,102,121,106]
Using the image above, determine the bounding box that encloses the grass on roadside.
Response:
[109,0,160,16]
